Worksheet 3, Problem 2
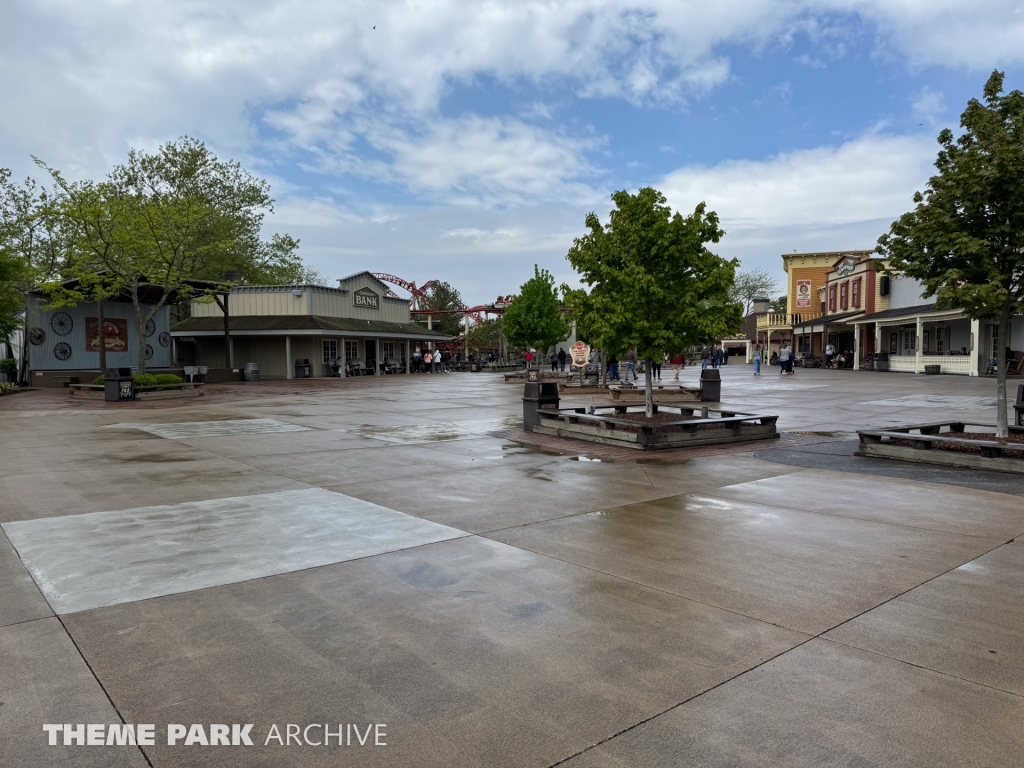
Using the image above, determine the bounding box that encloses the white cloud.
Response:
[659,132,936,230]
[912,86,946,127]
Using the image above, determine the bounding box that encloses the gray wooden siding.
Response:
[26,297,172,372]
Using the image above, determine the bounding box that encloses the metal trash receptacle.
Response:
[104,367,134,402]
[294,358,311,378]
[700,368,721,402]
[523,382,560,432]
[243,362,260,382]
[875,351,890,372]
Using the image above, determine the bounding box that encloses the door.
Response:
[365,339,377,373]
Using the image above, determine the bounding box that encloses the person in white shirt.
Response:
[825,342,835,368]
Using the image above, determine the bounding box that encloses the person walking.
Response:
[779,344,793,375]
[825,341,835,369]
[557,347,566,372]
[524,350,534,368]
[715,345,724,368]
[652,356,662,379]
[624,349,638,381]
[753,345,762,376]
[435,349,444,373]
[701,347,709,369]
[607,353,620,381]
[423,349,433,373]
[413,347,422,373]
[550,349,558,372]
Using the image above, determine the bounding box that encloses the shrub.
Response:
[92,373,183,388]
[93,374,105,385]
[0,358,17,380]
[133,373,158,387]
[0,381,19,394]
[153,374,182,385]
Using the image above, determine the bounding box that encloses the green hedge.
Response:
[92,373,184,388]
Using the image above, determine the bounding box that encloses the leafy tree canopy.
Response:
[417,280,465,336]
[877,70,1024,436]
[466,317,504,354]
[502,265,570,352]
[565,187,741,414]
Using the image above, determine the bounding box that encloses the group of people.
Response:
[411,347,452,373]
[700,346,728,369]
[548,348,568,372]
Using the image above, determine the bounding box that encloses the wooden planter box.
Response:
[534,406,778,450]
[857,421,1024,474]
[608,384,701,403]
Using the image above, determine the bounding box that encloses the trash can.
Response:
[523,382,560,432]
[1015,384,1024,428]
[803,352,816,368]
[700,368,721,402]
[104,367,134,402]
[875,351,890,372]
[924,364,940,375]
[243,362,260,382]
[584,364,600,386]
[294,358,311,378]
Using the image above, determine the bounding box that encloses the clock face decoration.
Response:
[144,344,154,361]
[54,342,73,361]
[29,327,46,345]
[51,311,74,336]
[144,319,156,338]
[158,331,171,347]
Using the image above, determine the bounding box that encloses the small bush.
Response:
[93,374,105,385]
[0,358,17,380]
[0,381,19,394]
[153,374,182,385]
[133,373,158,387]
[92,373,183,388]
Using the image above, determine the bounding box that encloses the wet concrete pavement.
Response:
[1,366,1022,767]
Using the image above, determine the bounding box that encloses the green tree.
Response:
[502,266,570,356]
[417,281,465,336]
[566,188,742,416]
[770,295,788,314]
[877,71,1024,437]
[730,268,780,314]
[466,317,504,356]
[39,137,300,373]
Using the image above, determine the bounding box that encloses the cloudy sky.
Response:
[3,1,1023,304]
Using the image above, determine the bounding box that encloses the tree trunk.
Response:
[996,312,1010,438]
[132,294,146,374]
[97,298,107,374]
[645,358,654,418]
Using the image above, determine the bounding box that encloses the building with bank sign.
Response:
[171,272,451,378]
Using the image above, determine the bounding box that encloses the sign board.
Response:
[835,258,857,276]
[353,287,380,310]
[569,341,590,368]
[795,279,812,308]
[527,368,540,382]
[86,318,129,352]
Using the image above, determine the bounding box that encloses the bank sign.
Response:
[354,287,380,310]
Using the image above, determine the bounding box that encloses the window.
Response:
[322,339,338,363]
[936,327,945,355]
[828,284,837,312]
[345,340,359,361]
[382,341,395,361]
[923,330,931,353]
[852,278,861,309]
[889,332,898,354]
[840,281,848,310]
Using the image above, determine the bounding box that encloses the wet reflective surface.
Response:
[1,368,1022,767]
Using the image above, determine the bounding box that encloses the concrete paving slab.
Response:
[174,427,381,458]
[861,394,998,408]
[557,639,1024,768]
[825,541,1024,696]
[104,417,313,439]
[486,493,999,634]
[63,536,807,768]
[345,416,523,444]
[0,530,52,627]
[638,454,801,491]
[714,469,1024,540]
[334,463,682,534]
[0,454,309,523]
[0,618,149,768]
[4,488,467,614]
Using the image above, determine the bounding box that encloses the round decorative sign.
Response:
[144,343,154,361]
[51,311,74,336]
[28,327,46,345]
[158,331,171,347]
[143,319,156,338]
[54,342,73,361]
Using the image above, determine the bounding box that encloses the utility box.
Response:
[875,351,890,372]
[1015,384,1024,427]
[104,367,134,402]
[523,382,560,432]
[294,358,311,378]
[700,368,721,402]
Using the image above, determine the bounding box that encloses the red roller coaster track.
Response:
[372,273,508,324]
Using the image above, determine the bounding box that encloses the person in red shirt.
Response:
[524,350,534,368]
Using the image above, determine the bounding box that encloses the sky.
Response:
[3,1,1023,306]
